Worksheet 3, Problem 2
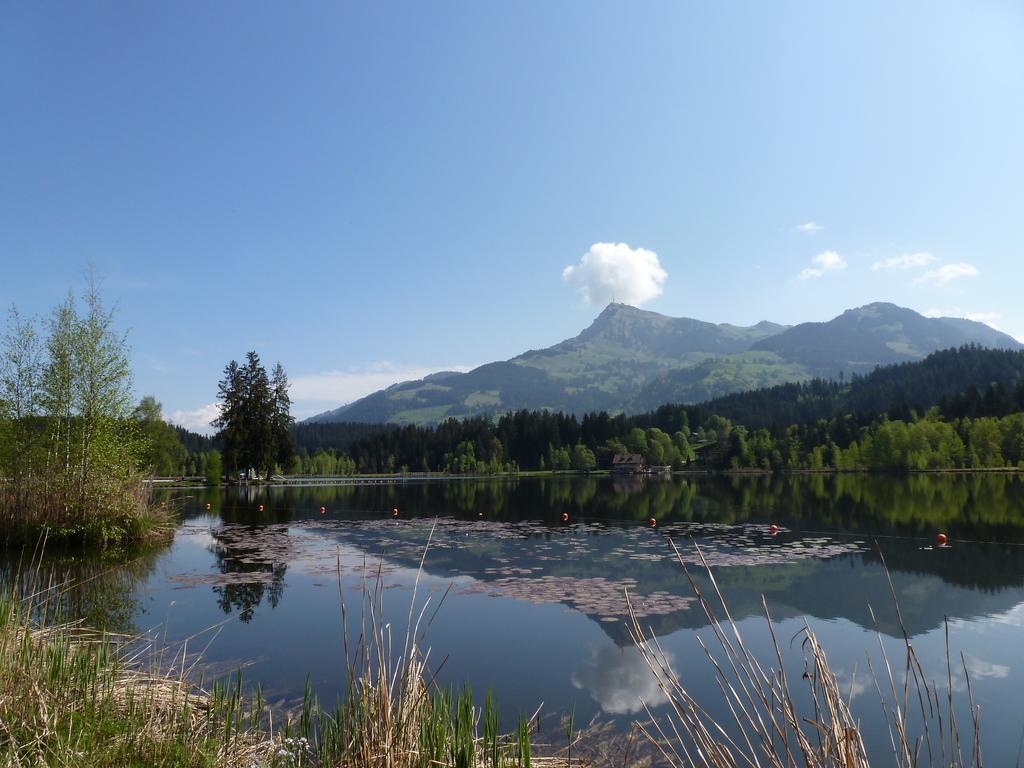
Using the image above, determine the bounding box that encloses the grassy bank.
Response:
[0,570,567,768]
[2,531,989,767]
[0,476,174,549]
[0,586,263,767]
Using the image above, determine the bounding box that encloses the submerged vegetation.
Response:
[0,279,170,547]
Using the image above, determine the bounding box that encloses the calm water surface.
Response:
[8,474,1024,763]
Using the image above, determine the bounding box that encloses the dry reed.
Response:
[627,538,983,768]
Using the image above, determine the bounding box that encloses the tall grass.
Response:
[627,539,984,768]
[0,533,571,767]
[275,529,568,767]
[0,474,173,548]
[0,584,271,767]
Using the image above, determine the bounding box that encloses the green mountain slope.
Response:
[632,351,811,411]
[307,302,1022,425]
[750,302,1022,376]
[308,304,787,424]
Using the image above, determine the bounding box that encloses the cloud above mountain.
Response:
[797,250,847,280]
[914,262,979,286]
[563,242,667,306]
[872,252,938,271]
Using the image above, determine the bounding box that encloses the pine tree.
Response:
[213,352,293,479]
[270,362,295,471]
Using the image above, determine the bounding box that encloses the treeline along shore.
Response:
[167,345,1024,477]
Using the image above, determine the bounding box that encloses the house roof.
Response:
[612,453,644,465]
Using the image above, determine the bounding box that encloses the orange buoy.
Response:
[769,524,779,535]
[392,507,399,517]
[561,512,569,522]
[936,533,948,546]
[320,506,326,514]
[478,511,483,517]
[258,504,264,512]
[205,503,211,510]
[648,518,657,528]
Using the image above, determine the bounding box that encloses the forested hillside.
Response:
[293,346,1024,474]
[308,302,1020,426]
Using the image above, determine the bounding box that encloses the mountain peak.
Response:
[305,301,1020,426]
[593,302,645,321]
[752,303,1022,375]
[842,302,912,318]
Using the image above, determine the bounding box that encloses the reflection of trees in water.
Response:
[169,473,1024,542]
[0,547,161,634]
[864,541,1024,594]
[158,474,1024,629]
[212,554,286,623]
[207,513,292,623]
[708,473,1024,542]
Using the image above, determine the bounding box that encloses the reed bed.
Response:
[627,539,984,768]
[0,475,173,548]
[0,531,577,768]
[285,527,576,768]
[0,583,274,767]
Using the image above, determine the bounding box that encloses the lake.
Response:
[8,474,1024,763]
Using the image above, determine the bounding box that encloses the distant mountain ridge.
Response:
[750,302,1018,376]
[307,302,1022,425]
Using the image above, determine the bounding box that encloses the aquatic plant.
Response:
[278,526,572,767]
[628,539,984,767]
[0,580,271,766]
[0,531,579,768]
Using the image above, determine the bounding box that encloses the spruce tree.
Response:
[270,362,295,472]
[213,352,293,478]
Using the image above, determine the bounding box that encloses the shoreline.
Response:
[144,465,1024,489]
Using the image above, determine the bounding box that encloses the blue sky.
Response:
[2,1,1022,429]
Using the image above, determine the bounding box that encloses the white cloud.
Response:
[169,403,220,434]
[562,242,667,306]
[964,311,1002,326]
[794,222,823,235]
[571,644,672,715]
[871,252,938,271]
[914,262,979,286]
[920,307,1015,336]
[169,362,477,433]
[797,250,847,281]
[289,362,476,406]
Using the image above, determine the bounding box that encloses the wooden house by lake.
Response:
[612,453,645,474]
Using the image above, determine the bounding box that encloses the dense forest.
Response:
[169,346,1024,476]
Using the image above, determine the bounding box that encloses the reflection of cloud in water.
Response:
[965,602,1024,629]
[572,644,672,715]
[832,667,869,700]
[183,529,217,551]
[962,654,1009,680]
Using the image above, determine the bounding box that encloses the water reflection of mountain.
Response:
[161,474,1024,641]
[286,518,1024,644]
